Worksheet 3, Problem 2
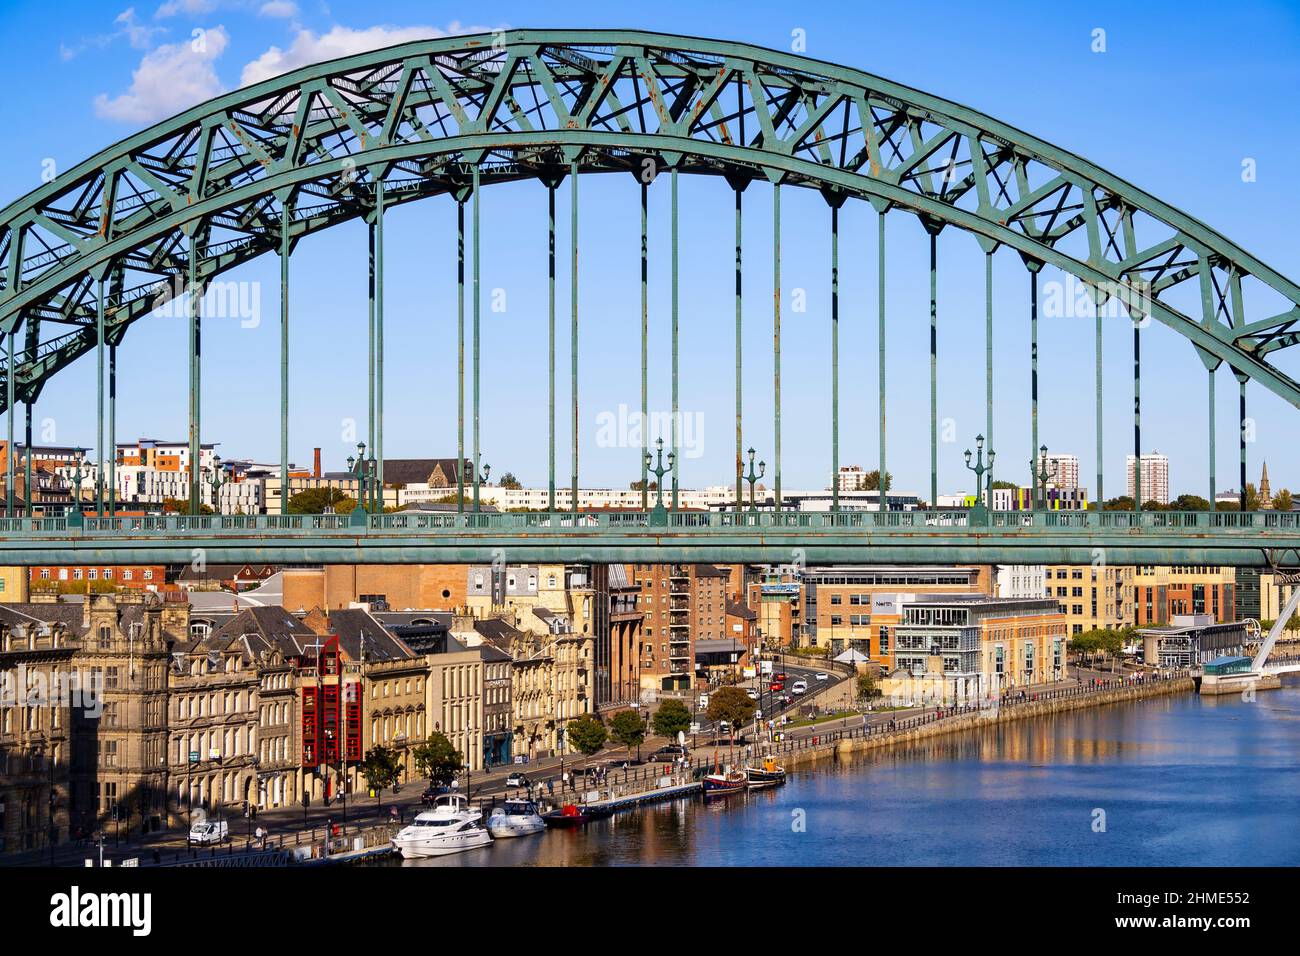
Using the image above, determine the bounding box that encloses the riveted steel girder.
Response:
[1,29,1298,410]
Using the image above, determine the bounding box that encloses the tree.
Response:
[1103,496,1135,511]
[609,709,647,760]
[1273,488,1294,512]
[856,671,877,700]
[991,479,1018,490]
[858,469,892,492]
[706,686,755,745]
[1170,494,1210,512]
[412,732,463,787]
[161,497,214,515]
[497,472,522,490]
[629,479,658,491]
[287,487,356,514]
[565,714,607,768]
[651,698,692,740]
[358,745,404,810]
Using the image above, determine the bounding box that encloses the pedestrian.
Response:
[547,778,554,797]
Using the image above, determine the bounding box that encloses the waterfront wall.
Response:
[779,677,1195,772]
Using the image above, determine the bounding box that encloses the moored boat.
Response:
[486,798,546,838]
[702,768,747,797]
[542,803,595,828]
[390,794,492,859]
[745,756,787,789]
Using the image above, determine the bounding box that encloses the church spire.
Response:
[1260,461,1272,509]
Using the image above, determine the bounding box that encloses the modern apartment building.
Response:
[889,595,1068,700]
[1037,452,1080,491]
[995,565,1047,599]
[1043,564,1135,634]
[1126,453,1170,505]
[1133,566,1235,625]
[631,563,732,692]
[802,566,992,665]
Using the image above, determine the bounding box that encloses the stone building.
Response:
[167,605,315,822]
[0,607,78,855]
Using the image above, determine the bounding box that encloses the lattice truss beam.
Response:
[1,29,1298,410]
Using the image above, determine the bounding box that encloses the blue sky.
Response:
[1,0,1298,500]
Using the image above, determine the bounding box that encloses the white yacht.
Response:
[390,794,492,859]
[485,798,546,838]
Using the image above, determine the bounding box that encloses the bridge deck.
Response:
[0,510,1294,566]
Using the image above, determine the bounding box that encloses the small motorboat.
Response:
[486,799,546,838]
[745,756,787,790]
[542,803,595,828]
[702,767,747,798]
[390,794,492,858]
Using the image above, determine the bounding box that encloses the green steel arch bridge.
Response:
[2,28,1299,568]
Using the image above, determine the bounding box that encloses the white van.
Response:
[188,820,229,846]
[791,679,808,696]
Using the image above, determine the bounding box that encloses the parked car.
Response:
[505,772,531,788]
[649,745,687,762]
[815,672,829,682]
[187,820,229,846]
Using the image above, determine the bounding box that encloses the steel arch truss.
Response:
[2,28,1299,411]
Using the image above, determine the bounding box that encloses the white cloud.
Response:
[154,0,218,18]
[257,0,298,17]
[239,21,500,87]
[60,7,166,61]
[94,25,230,124]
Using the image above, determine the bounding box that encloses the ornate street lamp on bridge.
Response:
[742,447,766,514]
[1032,445,1058,512]
[964,435,995,526]
[645,437,675,527]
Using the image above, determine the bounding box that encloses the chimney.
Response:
[313,447,321,478]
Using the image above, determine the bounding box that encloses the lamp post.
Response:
[473,463,490,514]
[367,451,379,512]
[209,454,223,514]
[742,447,766,513]
[963,435,995,526]
[349,442,368,512]
[1032,444,1058,512]
[644,437,675,526]
[68,448,86,527]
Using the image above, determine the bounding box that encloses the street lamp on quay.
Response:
[1032,444,1058,512]
[963,435,995,526]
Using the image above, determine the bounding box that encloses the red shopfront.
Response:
[300,636,362,798]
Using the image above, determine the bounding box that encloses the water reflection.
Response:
[391,681,1300,867]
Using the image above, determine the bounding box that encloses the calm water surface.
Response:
[398,680,1300,867]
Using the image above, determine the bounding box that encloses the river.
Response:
[394,678,1300,866]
